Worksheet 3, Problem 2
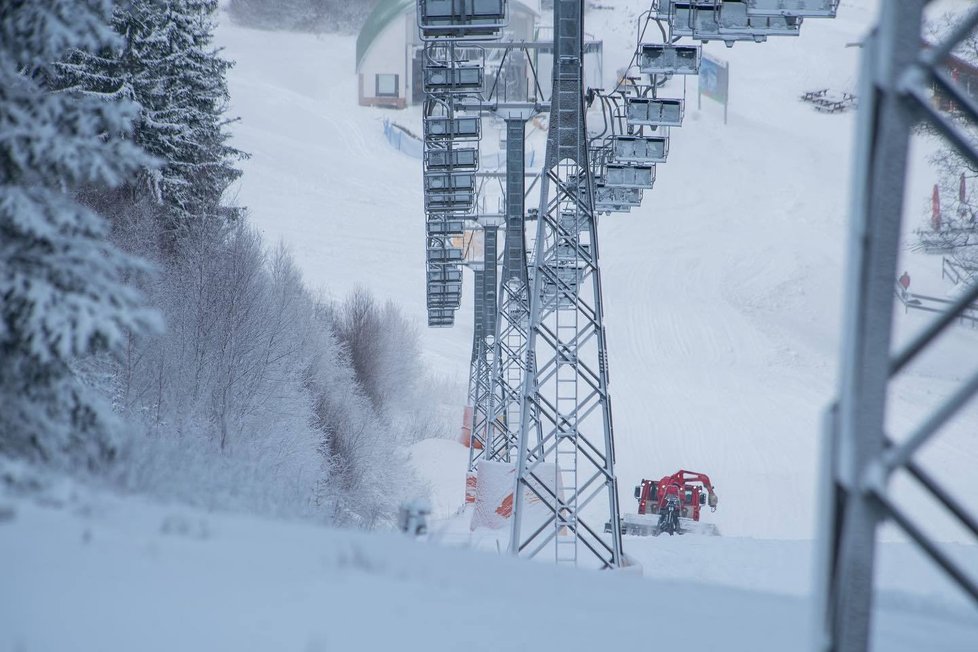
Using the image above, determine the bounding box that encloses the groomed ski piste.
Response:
[2,1,977,650]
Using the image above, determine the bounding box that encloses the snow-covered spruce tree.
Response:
[0,0,160,468]
[58,0,246,241]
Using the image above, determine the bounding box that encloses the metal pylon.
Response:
[467,227,499,472]
[487,117,532,463]
[814,3,978,650]
[510,0,623,569]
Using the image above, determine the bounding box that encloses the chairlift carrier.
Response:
[611,135,669,164]
[639,44,701,75]
[626,97,684,128]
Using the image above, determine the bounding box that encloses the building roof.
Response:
[356,0,539,72]
[356,0,414,72]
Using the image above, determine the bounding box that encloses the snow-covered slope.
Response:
[2,481,977,652]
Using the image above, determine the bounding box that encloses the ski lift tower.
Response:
[814,2,978,650]
[510,0,624,568]
[468,51,551,469]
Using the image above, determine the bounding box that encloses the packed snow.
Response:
[2,0,977,650]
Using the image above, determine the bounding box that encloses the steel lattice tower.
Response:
[486,117,533,463]
[467,228,498,471]
[814,3,978,650]
[510,0,623,568]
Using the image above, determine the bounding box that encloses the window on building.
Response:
[376,74,398,97]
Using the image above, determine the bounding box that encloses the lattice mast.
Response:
[467,228,499,471]
[510,0,623,568]
[486,117,532,463]
[814,3,978,650]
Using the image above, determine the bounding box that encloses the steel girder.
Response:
[510,0,623,569]
[814,4,978,651]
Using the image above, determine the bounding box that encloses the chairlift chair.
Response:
[418,0,508,40]
[425,147,480,170]
[424,116,481,141]
[665,1,801,45]
[427,307,456,327]
[427,218,467,235]
[427,243,465,263]
[424,190,476,211]
[428,266,463,283]
[626,97,684,127]
[639,44,701,75]
[424,171,477,193]
[423,63,485,94]
[611,135,669,164]
[603,164,655,189]
[745,0,838,18]
[427,279,463,295]
[595,185,643,208]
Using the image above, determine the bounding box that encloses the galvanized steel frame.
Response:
[814,3,978,651]
[510,0,623,569]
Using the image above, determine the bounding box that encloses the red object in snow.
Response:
[899,271,911,290]
[932,183,942,231]
[635,470,719,522]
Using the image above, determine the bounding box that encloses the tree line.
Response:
[0,0,443,526]
[227,0,379,33]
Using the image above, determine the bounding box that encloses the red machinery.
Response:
[611,469,720,536]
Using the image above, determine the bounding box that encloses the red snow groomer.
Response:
[614,470,720,536]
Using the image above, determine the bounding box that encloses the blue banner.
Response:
[699,54,728,105]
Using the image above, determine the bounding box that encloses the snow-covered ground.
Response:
[2,475,977,652]
[3,1,977,649]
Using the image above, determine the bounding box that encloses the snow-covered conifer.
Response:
[0,0,161,467]
[59,0,246,239]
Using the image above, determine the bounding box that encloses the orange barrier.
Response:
[465,472,477,504]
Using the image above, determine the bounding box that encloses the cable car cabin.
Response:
[427,218,467,235]
[639,44,701,75]
[603,164,655,190]
[427,244,465,263]
[611,135,668,164]
[427,265,463,283]
[423,63,485,94]
[595,185,643,209]
[424,189,475,211]
[428,307,456,327]
[665,1,802,45]
[418,0,507,39]
[425,147,479,170]
[424,116,481,141]
[424,171,477,193]
[745,0,838,17]
[626,97,684,127]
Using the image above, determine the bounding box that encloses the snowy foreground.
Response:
[2,463,977,652]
